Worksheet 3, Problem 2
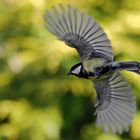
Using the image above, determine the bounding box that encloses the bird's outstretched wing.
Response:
[44,4,113,61]
[93,72,136,134]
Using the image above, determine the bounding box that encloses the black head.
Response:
[67,62,88,78]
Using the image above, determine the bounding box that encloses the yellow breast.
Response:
[83,58,107,73]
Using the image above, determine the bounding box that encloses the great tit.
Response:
[44,4,140,134]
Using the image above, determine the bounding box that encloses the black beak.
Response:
[67,72,71,75]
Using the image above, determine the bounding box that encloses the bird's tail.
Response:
[111,61,140,74]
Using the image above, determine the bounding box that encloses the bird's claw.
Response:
[94,67,105,78]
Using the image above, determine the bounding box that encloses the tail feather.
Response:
[119,61,140,74]
[109,61,140,74]
[94,61,140,77]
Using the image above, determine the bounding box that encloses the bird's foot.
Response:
[94,65,112,78]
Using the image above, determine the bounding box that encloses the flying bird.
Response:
[44,4,140,134]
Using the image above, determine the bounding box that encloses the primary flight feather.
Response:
[44,4,139,134]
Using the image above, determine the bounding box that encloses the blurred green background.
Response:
[0,0,140,140]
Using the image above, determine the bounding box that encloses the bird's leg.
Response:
[94,65,111,77]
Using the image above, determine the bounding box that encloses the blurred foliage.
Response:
[0,0,140,140]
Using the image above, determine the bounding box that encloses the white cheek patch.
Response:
[72,66,81,74]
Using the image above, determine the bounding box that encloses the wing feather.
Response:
[44,4,113,61]
[93,72,136,134]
